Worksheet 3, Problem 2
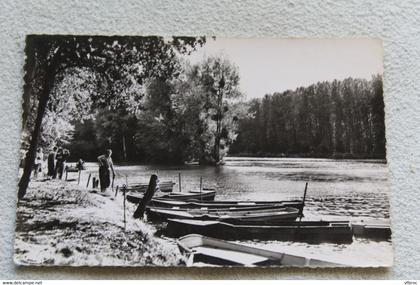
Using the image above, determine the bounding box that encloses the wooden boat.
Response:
[166,219,353,243]
[177,234,344,267]
[119,181,175,193]
[126,189,216,204]
[167,189,216,201]
[150,199,304,211]
[147,203,296,214]
[147,206,299,222]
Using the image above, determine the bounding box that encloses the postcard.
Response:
[14,36,392,267]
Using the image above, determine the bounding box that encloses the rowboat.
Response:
[150,199,304,211]
[147,206,299,222]
[351,222,392,240]
[177,234,345,267]
[167,189,216,201]
[126,189,216,204]
[167,219,353,243]
[119,181,175,193]
[147,203,296,214]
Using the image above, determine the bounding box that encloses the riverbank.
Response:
[14,179,185,266]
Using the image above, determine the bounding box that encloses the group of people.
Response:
[33,146,71,179]
[32,146,115,193]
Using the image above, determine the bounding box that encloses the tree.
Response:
[19,35,205,199]
[188,57,242,163]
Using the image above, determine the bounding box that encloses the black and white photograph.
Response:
[14,35,392,267]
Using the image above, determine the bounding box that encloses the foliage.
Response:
[19,35,205,198]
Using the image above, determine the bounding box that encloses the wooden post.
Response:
[111,174,115,191]
[298,182,308,229]
[125,174,128,187]
[92,177,96,189]
[200,176,203,191]
[86,173,91,188]
[77,170,81,185]
[133,174,158,219]
[178,172,181,192]
[200,176,203,201]
[65,169,68,181]
[123,185,126,231]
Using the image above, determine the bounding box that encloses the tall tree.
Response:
[189,57,242,163]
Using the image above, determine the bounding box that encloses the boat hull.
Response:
[126,190,216,204]
[120,181,174,193]
[177,234,344,267]
[147,207,299,223]
[167,219,353,244]
[150,199,304,211]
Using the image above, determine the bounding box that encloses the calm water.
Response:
[82,157,393,266]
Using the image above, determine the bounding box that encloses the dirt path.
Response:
[14,179,185,266]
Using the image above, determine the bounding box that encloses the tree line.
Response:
[20,35,386,199]
[229,76,386,159]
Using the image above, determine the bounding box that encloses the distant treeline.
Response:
[229,76,386,159]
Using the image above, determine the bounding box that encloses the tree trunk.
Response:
[18,68,54,199]
[212,88,223,163]
[213,120,221,163]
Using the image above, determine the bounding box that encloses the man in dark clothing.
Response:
[47,146,57,178]
[97,149,116,192]
[53,148,63,179]
[55,148,70,179]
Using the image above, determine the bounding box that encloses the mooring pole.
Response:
[86,173,91,188]
[133,174,158,219]
[178,172,182,192]
[298,182,308,229]
[123,185,126,231]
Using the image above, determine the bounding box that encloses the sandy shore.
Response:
[14,179,185,266]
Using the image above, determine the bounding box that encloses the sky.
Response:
[186,38,383,100]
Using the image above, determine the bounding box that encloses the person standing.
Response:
[97,149,116,192]
[47,146,57,179]
[55,148,70,180]
[53,148,63,179]
[33,147,43,179]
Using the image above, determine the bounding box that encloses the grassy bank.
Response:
[14,179,185,266]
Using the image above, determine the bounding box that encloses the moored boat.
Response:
[147,206,299,222]
[166,219,353,243]
[119,181,175,193]
[351,222,392,240]
[147,203,295,214]
[126,189,216,204]
[167,189,216,201]
[177,234,345,267]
